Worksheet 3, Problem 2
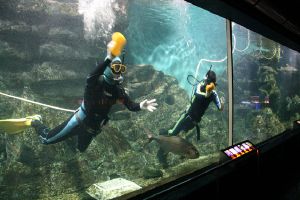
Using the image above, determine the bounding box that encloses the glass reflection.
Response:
[232,23,300,144]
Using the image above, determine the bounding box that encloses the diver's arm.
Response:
[195,81,211,97]
[219,98,224,111]
[213,91,224,111]
[198,91,207,97]
[220,96,225,111]
[202,83,215,98]
[121,89,141,111]
[86,42,115,86]
[86,58,111,86]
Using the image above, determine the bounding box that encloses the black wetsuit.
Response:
[32,58,141,152]
[168,80,222,137]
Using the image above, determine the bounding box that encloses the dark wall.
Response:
[185,0,300,53]
[129,126,300,199]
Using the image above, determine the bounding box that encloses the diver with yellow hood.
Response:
[30,32,158,152]
[19,32,157,152]
[167,68,224,139]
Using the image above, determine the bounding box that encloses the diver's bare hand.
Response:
[140,99,158,112]
[220,96,225,111]
[220,96,225,104]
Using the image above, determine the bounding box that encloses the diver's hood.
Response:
[112,56,122,63]
[205,70,216,84]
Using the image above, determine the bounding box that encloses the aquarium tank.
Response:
[0,0,299,199]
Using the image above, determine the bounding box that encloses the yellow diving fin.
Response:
[0,115,41,134]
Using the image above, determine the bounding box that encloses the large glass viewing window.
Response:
[1,0,300,199]
[232,23,300,144]
[121,0,229,196]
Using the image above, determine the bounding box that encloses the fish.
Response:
[144,129,199,159]
[278,64,298,73]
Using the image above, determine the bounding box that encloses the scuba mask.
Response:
[111,63,126,74]
[103,57,125,85]
[103,67,124,85]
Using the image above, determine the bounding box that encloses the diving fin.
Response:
[0,115,41,134]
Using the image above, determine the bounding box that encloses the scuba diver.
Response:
[31,32,158,152]
[167,68,224,139]
[157,67,224,168]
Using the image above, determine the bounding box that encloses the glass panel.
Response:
[232,23,300,145]
[0,0,228,199]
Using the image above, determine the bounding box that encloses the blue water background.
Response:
[78,0,260,94]
[125,0,227,94]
